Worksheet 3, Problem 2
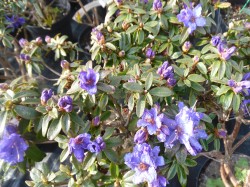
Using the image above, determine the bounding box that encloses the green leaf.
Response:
[201,113,212,123]
[41,115,51,136]
[30,168,42,182]
[25,145,46,162]
[211,61,221,77]
[47,118,61,140]
[216,85,231,96]
[167,162,177,180]
[14,105,40,120]
[123,82,144,92]
[177,164,187,187]
[146,93,153,106]
[104,149,119,163]
[105,136,123,148]
[185,158,197,167]
[149,87,173,97]
[126,25,138,34]
[103,127,115,140]
[203,54,219,59]
[197,62,207,74]
[145,72,153,90]
[218,61,226,79]
[138,30,144,45]
[200,139,208,151]
[232,94,241,112]
[136,96,146,117]
[188,74,206,82]
[128,95,134,111]
[13,90,40,100]
[98,94,109,110]
[105,42,116,50]
[145,21,158,27]
[60,147,69,162]
[61,114,71,134]
[110,163,119,178]
[82,152,97,170]
[176,148,187,164]
[223,92,234,110]
[179,28,189,44]
[0,111,8,137]
[214,138,220,151]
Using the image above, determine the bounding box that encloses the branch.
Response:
[223,163,240,187]
[109,95,125,124]
[198,151,224,161]
[220,163,231,187]
[232,131,250,153]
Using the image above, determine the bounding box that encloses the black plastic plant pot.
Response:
[26,1,73,41]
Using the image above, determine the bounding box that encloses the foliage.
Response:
[0,0,250,187]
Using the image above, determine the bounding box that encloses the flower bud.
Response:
[134,128,148,144]
[217,129,227,138]
[118,50,125,57]
[60,60,70,69]
[92,116,100,126]
[193,55,199,63]
[19,38,28,48]
[35,37,42,45]
[145,48,155,59]
[45,35,51,43]
[182,41,191,53]
[245,22,250,30]
[107,26,112,32]
[122,21,130,30]
[0,83,9,91]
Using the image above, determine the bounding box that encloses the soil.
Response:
[198,154,250,187]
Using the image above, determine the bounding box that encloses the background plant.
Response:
[0,0,250,187]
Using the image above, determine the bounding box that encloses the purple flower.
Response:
[58,95,73,112]
[153,0,162,11]
[241,99,250,116]
[157,61,176,87]
[6,15,25,30]
[4,124,17,136]
[149,175,169,187]
[79,69,99,95]
[164,102,207,156]
[217,129,227,138]
[93,116,100,126]
[211,36,221,46]
[40,89,53,105]
[116,0,122,5]
[146,48,155,59]
[245,22,250,29]
[177,4,206,34]
[124,143,164,185]
[87,136,105,154]
[137,108,162,135]
[68,133,91,162]
[19,38,28,48]
[217,42,236,60]
[228,78,250,95]
[19,54,30,61]
[182,41,192,52]
[134,128,148,144]
[0,133,28,165]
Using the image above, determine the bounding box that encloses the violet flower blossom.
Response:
[153,0,162,11]
[228,78,250,95]
[68,133,91,162]
[79,69,99,95]
[211,35,221,46]
[124,143,165,185]
[87,136,106,154]
[149,175,169,187]
[182,41,192,52]
[58,95,73,112]
[146,48,155,59]
[0,125,28,165]
[157,61,176,87]
[40,89,53,105]
[217,42,236,61]
[177,4,206,34]
[19,38,28,48]
[163,102,207,156]
[134,128,148,144]
[137,108,162,135]
[6,15,25,30]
